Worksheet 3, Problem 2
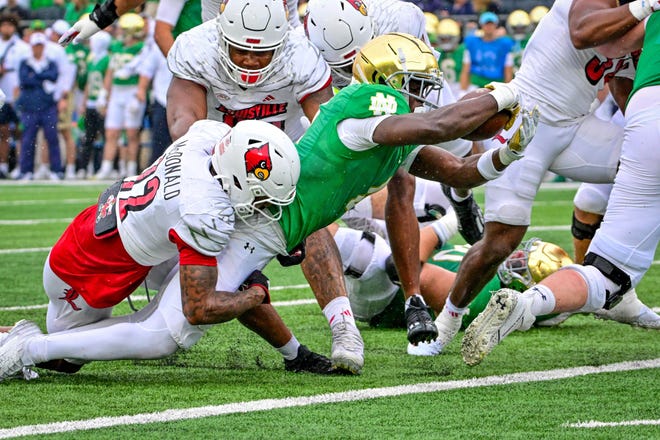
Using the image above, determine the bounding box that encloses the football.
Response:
[458,88,512,141]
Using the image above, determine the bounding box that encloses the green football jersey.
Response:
[66,43,90,91]
[86,54,110,103]
[172,0,202,38]
[109,41,144,86]
[279,83,418,251]
[629,14,660,102]
[438,45,464,85]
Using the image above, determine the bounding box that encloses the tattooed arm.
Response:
[180,264,266,325]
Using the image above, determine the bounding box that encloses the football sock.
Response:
[443,297,467,317]
[276,335,300,361]
[323,297,356,328]
[523,284,556,316]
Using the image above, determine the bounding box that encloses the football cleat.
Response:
[461,288,534,366]
[330,316,364,375]
[594,289,660,329]
[407,339,443,356]
[442,185,484,245]
[405,295,438,345]
[283,345,334,374]
[0,320,43,381]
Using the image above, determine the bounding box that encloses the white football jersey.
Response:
[333,227,400,321]
[168,20,331,142]
[368,0,430,46]
[117,120,235,266]
[513,0,635,124]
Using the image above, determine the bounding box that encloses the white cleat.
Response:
[330,317,364,375]
[407,339,443,356]
[433,306,464,352]
[461,288,535,366]
[0,320,43,382]
[535,312,574,327]
[595,289,660,329]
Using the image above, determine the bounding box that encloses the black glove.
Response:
[90,1,119,29]
[276,240,306,267]
[241,270,270,304]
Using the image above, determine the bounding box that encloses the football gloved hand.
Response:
[500,106,540,164]
[241,270,271,304]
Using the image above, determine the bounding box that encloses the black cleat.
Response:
[442,184,484,245]
[284,345,334,374]
[405,295,438,345]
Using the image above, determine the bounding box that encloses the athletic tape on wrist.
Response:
[498,146,523,165]
[629,0,652,20]
[477,148,502,180]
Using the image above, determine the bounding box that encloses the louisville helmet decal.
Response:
[244,143,272,180]
[347,0,368,16]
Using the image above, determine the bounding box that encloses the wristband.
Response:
[90,1,119,29]
[629,0,652,21]
[477,148,502,180]
[498,146,523,166]
[488,85,517,112]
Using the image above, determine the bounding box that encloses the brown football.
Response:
[459,88,512,141]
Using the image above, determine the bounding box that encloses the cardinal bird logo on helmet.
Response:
[244,143,272,181]
[347,0,368,15]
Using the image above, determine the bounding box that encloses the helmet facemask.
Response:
[498,238,574,291]
[216,0,289,88]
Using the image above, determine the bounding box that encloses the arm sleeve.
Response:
[155,0,186,25]
[336,115,391,151]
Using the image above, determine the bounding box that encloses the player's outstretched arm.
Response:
[569,0,651,50]
[59,0,145,46]
[180,265,268,325]
[373,82,519,147]
[166,77,208,140]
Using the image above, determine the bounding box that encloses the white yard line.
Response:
[0,358,657,439]
[565,419,660,428]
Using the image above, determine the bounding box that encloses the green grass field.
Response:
[0,181,658,439]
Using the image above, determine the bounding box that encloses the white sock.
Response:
[523,285,557,316]
[0,162,8,173]
[98,160,113,173]
[449,188,471,203]
[405,293,427,310]
[431,214,459,245]
[444,297,468,317]
[323,296,356,328]
[276,335,300,361]
[127,160,138,176]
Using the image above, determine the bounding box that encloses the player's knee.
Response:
[573,185,610,215]
[562,264,606,312]
[583,252,632,310]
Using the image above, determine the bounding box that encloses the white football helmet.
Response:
[498,238,574,291]
[304,0,374,87]
[216,0,290,87]
[211,120,300,223]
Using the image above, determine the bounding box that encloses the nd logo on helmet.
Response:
[244,143,272,181]
[347,0,368,16]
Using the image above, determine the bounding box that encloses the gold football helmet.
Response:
[436,18,461,53]
[353,32,443,108]
[424,12,440,43]
[498,238,574,291]
[506,10,531,40]
[529,6,549,27]
[118,13,145,39]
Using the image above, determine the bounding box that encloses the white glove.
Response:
[58,18,102,46]
[0,88,5,108]
[499,106,540,164]
[96,88,108,109]
[485,81,520,112]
